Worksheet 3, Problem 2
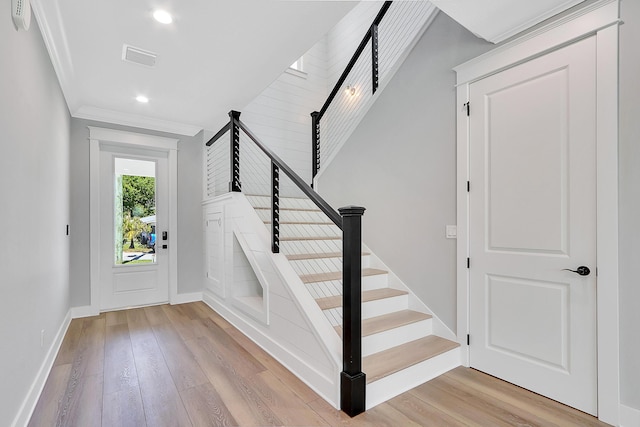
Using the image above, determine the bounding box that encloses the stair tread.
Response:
[363,336,460,384]
[281,236,341,242]
[299,268,387,284]
[286,252,370,261]
[335,309,432,337]
[316,288,407,310]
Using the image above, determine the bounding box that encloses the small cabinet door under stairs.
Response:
[468,37,597,415]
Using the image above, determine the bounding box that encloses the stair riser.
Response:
[290,255,371,273]
[304,272,388,289]
[366,347,461,410]
[256,209,331,224]
[247,196,318,210]
[279,224,341,239]
[362,274,389,291]
[362,294,409,319]
[281,240,342,255]
[362,319,433,357]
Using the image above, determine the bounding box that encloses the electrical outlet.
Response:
[40,329,45,348]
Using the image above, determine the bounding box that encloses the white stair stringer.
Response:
[242,194,461,409]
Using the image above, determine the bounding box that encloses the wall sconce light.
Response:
[345,85,356,96]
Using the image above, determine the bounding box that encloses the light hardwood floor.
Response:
[28,302,609,426]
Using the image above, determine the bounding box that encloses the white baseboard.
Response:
[11,309,72,427]
[70,305,97,319]
[171,291,204,305]
[620,404,640,427]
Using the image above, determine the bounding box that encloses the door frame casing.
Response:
[89,126,179,314]
[454,0,620,424]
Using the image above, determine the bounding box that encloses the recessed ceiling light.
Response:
[136,95,149,103]
[153,10,173,24]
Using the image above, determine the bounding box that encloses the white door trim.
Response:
[88,126,179,314]
[454,0,620,424]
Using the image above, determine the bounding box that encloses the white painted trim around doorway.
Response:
[88,126,179,316]
[454,1,620,424]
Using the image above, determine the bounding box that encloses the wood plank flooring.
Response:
[28,302,609,427]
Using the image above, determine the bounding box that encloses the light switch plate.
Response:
[446,225,457,239]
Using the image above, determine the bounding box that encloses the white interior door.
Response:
[99,145,170,310]
[468,37,597,414]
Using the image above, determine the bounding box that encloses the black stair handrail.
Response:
[207,110,366,417]
[207,115,342,228]
[311,1,393,183]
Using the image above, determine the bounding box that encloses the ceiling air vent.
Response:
[122,45,157,67]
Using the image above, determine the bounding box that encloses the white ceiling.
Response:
[31,0,357,136]
[30,0,586,137]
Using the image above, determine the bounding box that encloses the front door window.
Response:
[114,158,156,265]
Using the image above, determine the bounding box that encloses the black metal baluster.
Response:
[371,23,379,94]
[229,110,242,192]
[271,161,280,253]
[339,206,366,417]
[311,111,320,187]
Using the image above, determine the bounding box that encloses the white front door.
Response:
[468,37,597,414]
[99,145,170,310]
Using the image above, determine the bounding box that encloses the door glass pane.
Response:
[114,158,156,265]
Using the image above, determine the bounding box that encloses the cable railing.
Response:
[206,111,366,416]
[203,1,433,416]
[311,1,435,183]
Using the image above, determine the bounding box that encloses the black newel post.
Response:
[229,110,242,192]
[311,111,320,187]
[339,205,366,417]
[271,161,280,254]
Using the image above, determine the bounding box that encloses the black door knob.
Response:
[563,266,591,276]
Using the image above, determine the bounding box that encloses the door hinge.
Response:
[464,102,470,116]
[467,334,470,345]
[467,181,470,192]
[467,258,470,268]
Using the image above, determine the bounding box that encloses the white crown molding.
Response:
[30,0,77,113]
[32,0,203,137]
[453,0,620,85]
[76,105,202,137]
[484,0,586,43]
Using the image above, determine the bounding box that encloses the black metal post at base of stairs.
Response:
[339,205,366,417]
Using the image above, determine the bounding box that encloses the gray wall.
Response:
[0,11,71,424]
[69,119,204,306]
[618,0,640,411]
[321,2,640,413]
[318,12,491,330]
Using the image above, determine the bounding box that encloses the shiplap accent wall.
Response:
[241,38,330,185]
[206,39,328,198]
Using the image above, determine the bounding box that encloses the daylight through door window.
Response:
[114,158,157,265]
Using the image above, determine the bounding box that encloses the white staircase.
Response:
[246,194,460,408]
